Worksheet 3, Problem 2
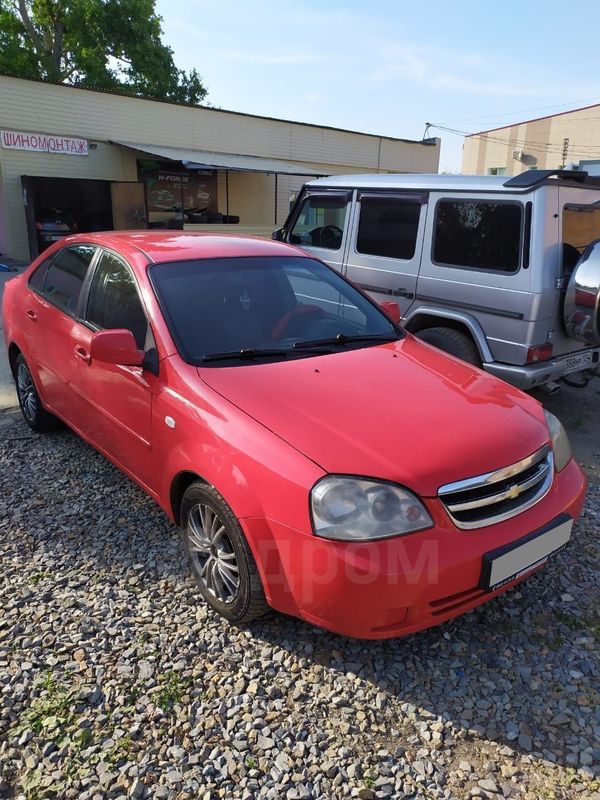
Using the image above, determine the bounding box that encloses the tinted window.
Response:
[150,256,397,365]
[28,256,54,293]
[356,198,420,260]
[289,196,348,250]
[43,245,96,313]
[433,200,522,272]
[87,251,148,349]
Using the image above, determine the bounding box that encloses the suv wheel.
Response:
[416,327,481,367]
[14,354,59,432]
[181,482,269,623]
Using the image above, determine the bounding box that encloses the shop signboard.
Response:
[1,130,88,156]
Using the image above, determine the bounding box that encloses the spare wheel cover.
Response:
[564,238,600,345]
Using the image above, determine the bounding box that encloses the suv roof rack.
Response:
[503,169,590,189]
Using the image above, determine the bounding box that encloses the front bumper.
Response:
[241,458,587,639]
[484,349,600,390]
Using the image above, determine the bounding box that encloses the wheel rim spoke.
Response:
[186,503,240,604]
[17,364,37,421]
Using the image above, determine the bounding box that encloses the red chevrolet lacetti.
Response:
[2,232,587,638]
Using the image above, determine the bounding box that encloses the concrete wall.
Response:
[462,104,600,176]
[0,75,440,259]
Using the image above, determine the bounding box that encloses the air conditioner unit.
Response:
[512,149,524,161]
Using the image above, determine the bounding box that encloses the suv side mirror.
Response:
[272,227,285,242]
[379,301,401,325]
[90,329,144,366]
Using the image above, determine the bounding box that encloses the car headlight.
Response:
[544,410,572,472]
[310,476,433,541]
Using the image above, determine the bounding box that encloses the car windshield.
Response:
[149,255,400,365]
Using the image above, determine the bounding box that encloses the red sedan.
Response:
[2,232,587,638]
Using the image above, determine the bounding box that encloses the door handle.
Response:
[73,345,91,364]
[26,309,37,321]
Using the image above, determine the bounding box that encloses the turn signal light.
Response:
[526,344,553,363]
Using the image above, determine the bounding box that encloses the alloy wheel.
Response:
[17,363,38,423]
[186,503,240,603]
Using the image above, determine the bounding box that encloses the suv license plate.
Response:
[481,517,573,591]
[563,351,593,374]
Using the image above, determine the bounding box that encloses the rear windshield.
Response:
[149,255,398,365]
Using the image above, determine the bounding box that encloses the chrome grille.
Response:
[438,446,553,529]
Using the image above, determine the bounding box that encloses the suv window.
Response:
[43,245,97,314]
[289,196,348,250]
[433,200,522,272]
[563,203,600,271]
[86,251,149,349]
[356,198,420,260]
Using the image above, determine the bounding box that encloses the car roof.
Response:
[304,171,600,193]
[57,231,303,263]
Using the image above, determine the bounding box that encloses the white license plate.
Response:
[481,517,573,591]
[563,351,593,374]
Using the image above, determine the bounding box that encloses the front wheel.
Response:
[14,354,59,433]
[180,482,269,623]
[415,327,482,367]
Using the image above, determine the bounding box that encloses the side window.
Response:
[28,256,55,293]
[433,200,522,272]
[86,251,149,349]
[43,245,97,314]
[356,198,421,260]
[289,196,348,250]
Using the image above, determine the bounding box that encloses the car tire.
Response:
[416,327,482,367]
[14,354,59,433]
[180,482,269,623]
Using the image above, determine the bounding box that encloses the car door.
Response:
[69,249,158,490]
[343,192,427,318]
[21,244,98,422]
[287,191,353,275]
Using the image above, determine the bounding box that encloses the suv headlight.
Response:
[544,410,572,472]
[310,476,433,541]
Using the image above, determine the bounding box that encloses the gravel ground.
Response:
[0,408,599,800]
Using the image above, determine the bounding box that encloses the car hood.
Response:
[198,337,550,497]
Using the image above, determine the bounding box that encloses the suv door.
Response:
[344,192,427,317]
[287,191,353,274]
[70,249,158,490]
[22,244,98,421]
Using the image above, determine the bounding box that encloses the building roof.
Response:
[466,101,600,137]
[0,73,435,147]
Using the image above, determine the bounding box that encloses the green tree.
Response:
[0,0,207,104]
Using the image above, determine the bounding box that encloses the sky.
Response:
[155,0,600,173]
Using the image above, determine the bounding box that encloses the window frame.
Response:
[29,244,100,319]
[353,192,426,263]
[431,197,525,275]
[285,189,353,252]
[81,247,154,352]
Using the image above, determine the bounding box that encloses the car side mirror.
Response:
[379,301,401,325]
[90,329,145,366]
[272,227,285,242]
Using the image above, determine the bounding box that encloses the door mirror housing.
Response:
[379,301,401,325]
[90,329,145,366]
[272,227,285,242]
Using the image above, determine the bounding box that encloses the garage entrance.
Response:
[21,176,147,258]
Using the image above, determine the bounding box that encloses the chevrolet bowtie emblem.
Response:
[507,484,521,500]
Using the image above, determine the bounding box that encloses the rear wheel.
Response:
[14,354,59,433]
[181,482,269,623]
[416,327,481,367]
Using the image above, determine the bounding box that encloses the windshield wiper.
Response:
[292,333,399,350]
[202,347,289,363]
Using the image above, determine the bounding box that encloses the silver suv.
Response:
[274,169,600,391]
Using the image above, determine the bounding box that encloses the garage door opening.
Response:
[21,176,146,259]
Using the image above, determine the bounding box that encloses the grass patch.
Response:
[156,670,193,712]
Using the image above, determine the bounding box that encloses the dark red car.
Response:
[2,232,586,638]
